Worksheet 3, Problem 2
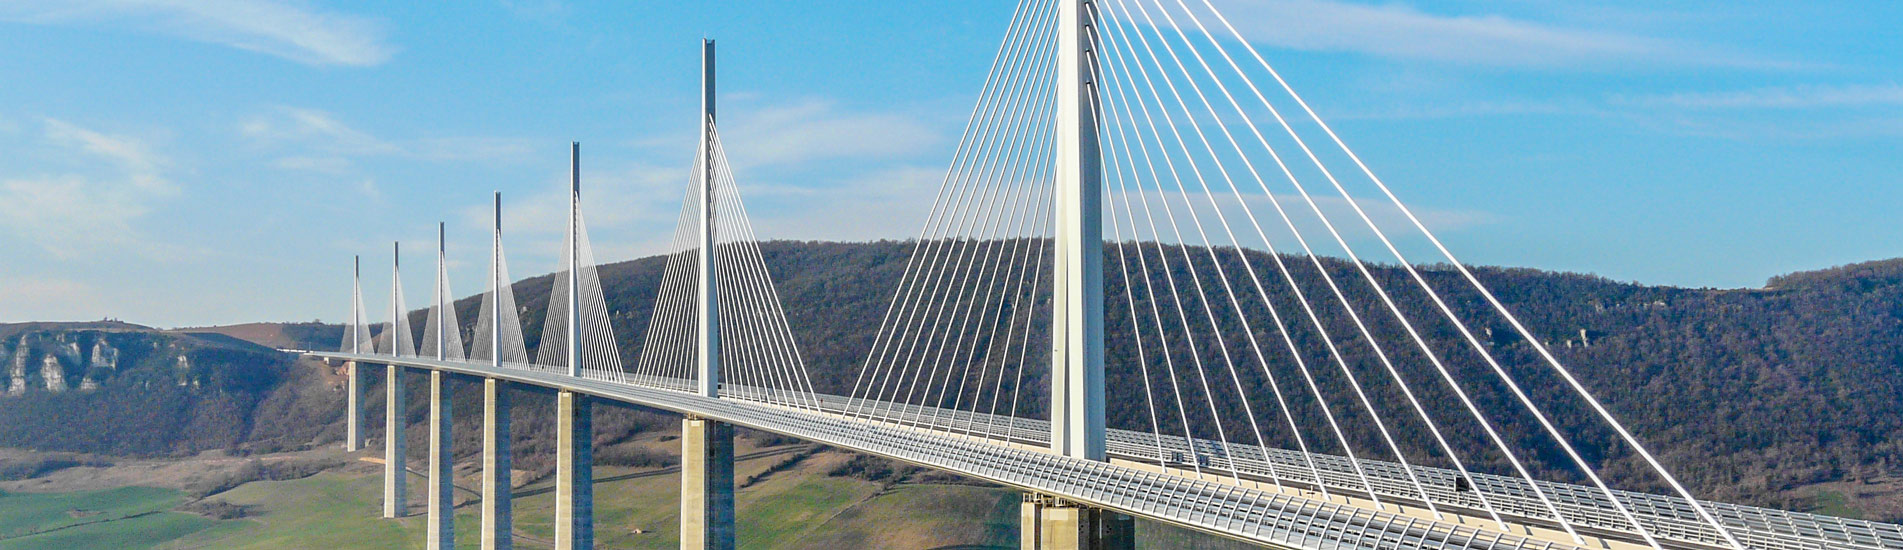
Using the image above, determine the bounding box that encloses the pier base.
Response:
[427,371,453,549]
[383,364,407,518]
[1021,494,1132,550]
[681,417,736,550]
[481,378,513,550]
[554,391,593,550]
[346,361,367,452]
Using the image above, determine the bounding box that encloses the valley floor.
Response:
[0,441,1259,549]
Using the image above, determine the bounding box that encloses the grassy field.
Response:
[0,486,224,550]
[126,446,1027,549]
[0,447,1261,549]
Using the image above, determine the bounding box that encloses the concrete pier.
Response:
[1021,495,1132,550]
[481,378,513,550]
[427,371,453,549]
[383,364,407,518]
[681,417,735,550]
[554,391,592,550]
[346,361,366,452]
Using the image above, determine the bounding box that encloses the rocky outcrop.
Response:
[0,331,154,395]
[175,354,193,387]
[89,339,118,370]
[7,335,29,396]
[78,338,119,390]
[40,354,64,392]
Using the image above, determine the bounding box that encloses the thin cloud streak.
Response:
[0,0,395,66]
[242,106,538,170]
[722,99,941,168]
[1195,0,1767,68]
[0,119,179,259]
[1622,84,1903,109]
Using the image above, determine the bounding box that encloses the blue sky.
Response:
[0,0,1897,327]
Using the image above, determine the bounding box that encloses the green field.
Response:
[0,451,1258,549]
[0,448,1028,549]
[0,486,224,550]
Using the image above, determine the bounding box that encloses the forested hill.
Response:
[0,322,298,455]
[327,244,1903,514]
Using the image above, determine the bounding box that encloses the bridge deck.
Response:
[815,393,1901,550]
[317,353,1896,550]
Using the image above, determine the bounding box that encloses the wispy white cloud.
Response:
[1333,99,1582,121]
[723,99,940,167]
[43,117,172,191]
[242,106,399,155]
[1620,84,1903,110]
[0,175,149,255]
[1631,113,1903,141]
[738,165,947,242]
[0,0,395,66]
[414,136,538,162]
[0,118,179,258]
[242,106,536,170]
[1609,84,1903,140]
[1189,0,1760,68]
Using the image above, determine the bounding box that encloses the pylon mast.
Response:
[436,222,446,361]
[567,143,581,377]
[492,192,502,367]
[696,38,721,398]
[1052,0,1105,461]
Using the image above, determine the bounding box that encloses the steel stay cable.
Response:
[916,46,1060,437]
[1102,104,1209,481]
[1102,113,1175,474]
[1182,1,1649,541]
[711,156,823,410]
[998,184,1052,438]
[1094,7,1300,490]
[942,90,1056,439]
[880,8,1061,429]
[861,10,1057,428]
[710,132,824,411]
[1097,3,1310,488]
[1109,0,1441,515]
[856,10,1050,422]
[844,0,1053,421]
[635,183,695,384]
[1216,11,1744,540]
[707,139,780,404]
[1142,0,1512,519]
[1135,5,1549,525]
[981,163,1054,443]
[649,177,699,385]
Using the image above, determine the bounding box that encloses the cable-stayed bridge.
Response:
[308,1,1903,549]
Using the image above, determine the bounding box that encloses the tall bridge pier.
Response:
[683,37,739,550]
[1037,1,1114,548]
[555,390,593,550]
[426,224,456,550]
[346,361,366,451]
[481,379,512,550]
[383,363,407,518]
[481,195,515,550]
[384,243,408,519]
[1022,495,1134,550]
[554,142,597,550]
